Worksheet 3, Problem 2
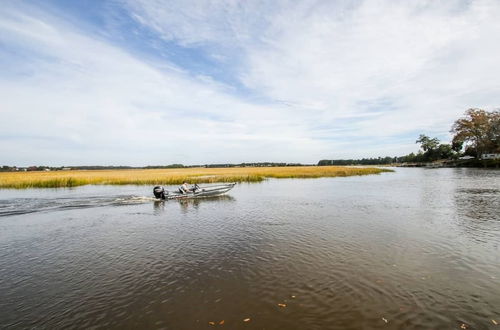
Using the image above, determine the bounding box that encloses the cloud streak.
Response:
[1,0,499,165]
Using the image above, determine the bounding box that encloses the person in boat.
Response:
[179,182,201,194]
[179,181,191,194]
[179,181,200,194]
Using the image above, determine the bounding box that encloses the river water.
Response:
[0,168,499,329]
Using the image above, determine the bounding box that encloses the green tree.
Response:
[451,108,500,157]
[416,134,440,152]
[415,134,441,160]
[437,144,454,159]
[451,139,463,152]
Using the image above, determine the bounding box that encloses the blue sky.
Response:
[1,0,499,166]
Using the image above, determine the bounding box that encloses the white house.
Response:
[481,153,500,160]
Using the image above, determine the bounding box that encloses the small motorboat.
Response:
[153,183,236,200]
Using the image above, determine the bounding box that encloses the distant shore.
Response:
[0,166,392,189]
[392,159,500,168]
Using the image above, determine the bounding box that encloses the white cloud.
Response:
[0,4,330,165]
[1,0,500,165]
[129,0,500,133]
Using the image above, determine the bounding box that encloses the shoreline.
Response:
[392,159,500,168]
[0,166,393,189]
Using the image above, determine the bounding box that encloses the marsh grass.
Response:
[0,166,392,189]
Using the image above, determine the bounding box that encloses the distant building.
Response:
[458,156,475,160]
[481,153,500,160]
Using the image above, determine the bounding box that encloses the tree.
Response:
[415,134,441,160]
[416,134,440,152]
[451,139,463,152]
[451,108,500,157]
[437,144,454,159]
[318,160,332,166]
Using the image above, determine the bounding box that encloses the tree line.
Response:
[319,108,499,165]
[1,162,311,172]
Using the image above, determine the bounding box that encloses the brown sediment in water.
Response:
[0,166,393,188]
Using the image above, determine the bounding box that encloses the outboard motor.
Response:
[153,186,166,199]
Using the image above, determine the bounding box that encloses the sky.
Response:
[1,0,499,166]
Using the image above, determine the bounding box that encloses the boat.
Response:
[153,183,236,200]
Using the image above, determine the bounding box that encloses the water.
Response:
[0,168,499,329]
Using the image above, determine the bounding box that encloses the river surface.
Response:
[0,168,499,329]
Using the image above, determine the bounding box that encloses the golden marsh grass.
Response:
[0,166,392,189]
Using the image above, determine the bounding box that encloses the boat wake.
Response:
[0,195,156,217]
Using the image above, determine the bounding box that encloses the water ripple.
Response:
[0,169,499,329]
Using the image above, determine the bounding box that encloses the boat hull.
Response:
[153,183,236,200]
